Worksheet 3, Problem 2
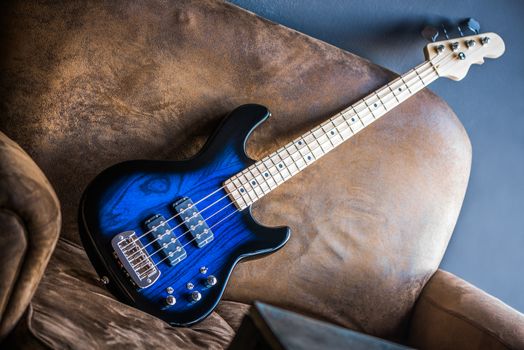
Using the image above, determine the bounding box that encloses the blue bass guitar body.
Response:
[78,104,290,326]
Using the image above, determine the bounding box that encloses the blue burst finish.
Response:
[79,105,290,326]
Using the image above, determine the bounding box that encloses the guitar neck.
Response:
[225,60,440,210]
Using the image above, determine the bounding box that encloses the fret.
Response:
[224,59,442,210]
[388,79,410,102]
[311,127,329,147]
[349,106,365,128]
[304,132,323,158]
[257,161,277,189]
[233,176,258,204]
[269,153,288,183]
[386,83,400,103]
[400,76,413,94]
[328,119,343,145]
[348,113,364,133]
[377,87,397,110]
[240,173,261,201]
[225,181,247,209]
[363,98,378,119]
[423,62,440,85]
[338,121,353,140]
[243,169,264,198]
[276,149,293,179]
[374,91,388,112]
[325,125,342,148]
[266,156,285,185]
[312,125,328,149]
[366,93,387,116]
[404,70,425,91]
[354,102,375,126]
[357,104,374,126]
[247,167,268,196]
[281,147,300,175]
[414,67,428,86]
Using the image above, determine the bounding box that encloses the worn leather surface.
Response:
[409,269,524,350]
[0,0,474,346]
[0,132,61,340]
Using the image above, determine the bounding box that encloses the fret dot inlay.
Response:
[264,173,269,177]
[351,118,355,122]
[240,188,245,193]
[374,103,377,107]
[251,180,256,185]
[279,164,283,168]
[307,156,312,160]
[330,131,335,135]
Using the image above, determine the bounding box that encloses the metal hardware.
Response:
[165,295,176,306]
[436,44,445,54]
[166,286,174,294]
[100,276,109,285]
[173,197,214,248]
[458,52,466,60]
[481,36,491,45]
[466,40,476,48]
[206,275,218,287]
[186,282,194,290]
[451,42,459,52]
[200,266,208,274]
[144,214,187,266]
[191,291,202,302]
[111,231,160,289]
[460,18,480,35]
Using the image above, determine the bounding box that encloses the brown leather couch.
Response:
[1,0,523,349]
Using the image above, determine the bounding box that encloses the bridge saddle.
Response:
[111,231,160,289]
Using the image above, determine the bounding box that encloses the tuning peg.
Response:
[460,18,481,35]
[421,26,439,42]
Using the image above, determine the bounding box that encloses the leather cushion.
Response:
[408,270,524,350]
[0,0,471,341]
[27,238,250,349]
[0,132,61,339]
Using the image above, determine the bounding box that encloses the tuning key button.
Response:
[436,45,445,54]
[481,36,491,45]
[466,40,476,48]
[451,42,459,52]
[165,295,177,306]
[191,291,202,302]
[206,275,218,287]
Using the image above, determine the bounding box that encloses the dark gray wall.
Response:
[230,0,524,312]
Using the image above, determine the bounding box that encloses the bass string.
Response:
[136,49,461,275]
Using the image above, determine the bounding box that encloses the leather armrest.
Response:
[408,269,524,350]
[0,132,61,340]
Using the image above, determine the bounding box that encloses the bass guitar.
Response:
[79,32,504,325]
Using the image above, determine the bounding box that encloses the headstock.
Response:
[424,32,505,81]
[421,19,505,81]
